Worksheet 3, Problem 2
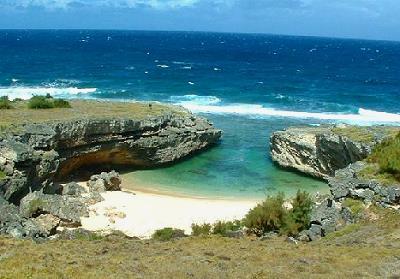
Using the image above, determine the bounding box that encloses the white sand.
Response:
[80,189,258,239]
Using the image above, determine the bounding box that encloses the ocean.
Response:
[1,30,400,199]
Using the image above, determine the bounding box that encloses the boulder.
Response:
[62,182,86,196]
[19,191,88,225]
[88,171,121,192]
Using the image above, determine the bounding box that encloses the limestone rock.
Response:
[0,109,221,204]
[269,126,389,179]
[62,182,86,196]
[19,191,88,225]
[88,171,121,192]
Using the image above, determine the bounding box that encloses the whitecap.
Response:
[172,61,187,65]
[157,65,169,68]
[170,95,221,106]
[182,66,192,70]
[213,67,221,71]
[173,100,400,125]
[0,86,97,100]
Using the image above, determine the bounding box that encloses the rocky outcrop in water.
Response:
[270,125,397,179]
[0,111,221,204]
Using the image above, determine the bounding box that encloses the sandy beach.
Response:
[80,188,258,239]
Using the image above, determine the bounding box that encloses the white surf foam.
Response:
[170,95,221,106]
[0,87,97,100]
[171,95,400,124]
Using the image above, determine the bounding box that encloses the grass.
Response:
[0,99,188,128]
[358,132,400,185]
[0,207,399,278]
[0,170,6,180]
[152,228,186,241]
[358,163,400,186]
[342,198,365,216]
[0,96,13,110]
[332,126,400,144]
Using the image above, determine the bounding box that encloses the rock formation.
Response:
[0,110,221,204]
[270,125,397,179]
[270,125,400,241]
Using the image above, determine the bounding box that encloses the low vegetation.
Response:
[243,191,313,237]
[342,198,365,216]
[0,96,12,109]
[0,98,187,127]
[28,95,71,109]
[332,125,399,144]
[360,132,400,184]
[0,206,399,278]
[0,170,6,180]
[152,227,186,241]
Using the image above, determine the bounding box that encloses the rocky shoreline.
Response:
[0,101,222,239]
[270,125,400,241]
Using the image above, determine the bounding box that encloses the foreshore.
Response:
[80,184,258,239]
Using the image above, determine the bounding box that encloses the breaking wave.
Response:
[171,94,400,124]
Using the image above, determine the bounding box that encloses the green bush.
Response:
[243,191,313,237]
[281,191,313,236]
[212,220,242,236]
[152,228,186,241]
[368,132,400,181]
[28,96,55,109]
[191,223,212,236]
[27,96,71,109]
[243,193,286,236]
[53,98,71,108]
[0,96,12,109]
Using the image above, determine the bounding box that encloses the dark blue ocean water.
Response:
[1,30,400,199]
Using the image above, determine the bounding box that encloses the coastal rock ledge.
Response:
[0,101,222,204]
[270,125,399,179]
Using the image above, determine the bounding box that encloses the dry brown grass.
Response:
[332,126,400,144]
[0,100,187,127]
[0,207,399,278]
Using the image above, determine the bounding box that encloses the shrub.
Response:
[212,220,242,236]
[281,191,313,236]
[368,132,400,181]
[243,193,286,236]
[243,191,313,237]
[28,96,55,109]
[53,98,71,108]
[0,96,12,109]
[191,223,212,236]
[152,228,186,241]
[27,96,72,109]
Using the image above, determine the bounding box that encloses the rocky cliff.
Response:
[270,125,399,179]
[0,101,222,204]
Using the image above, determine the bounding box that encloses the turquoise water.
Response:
[123,115,328,199]
[1,30,400,199]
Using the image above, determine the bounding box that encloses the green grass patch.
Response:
[0,96,13,110]
[152,228,186,241]
[342,198,365,216]
[324,224,362,240]
[0,170,6,180]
